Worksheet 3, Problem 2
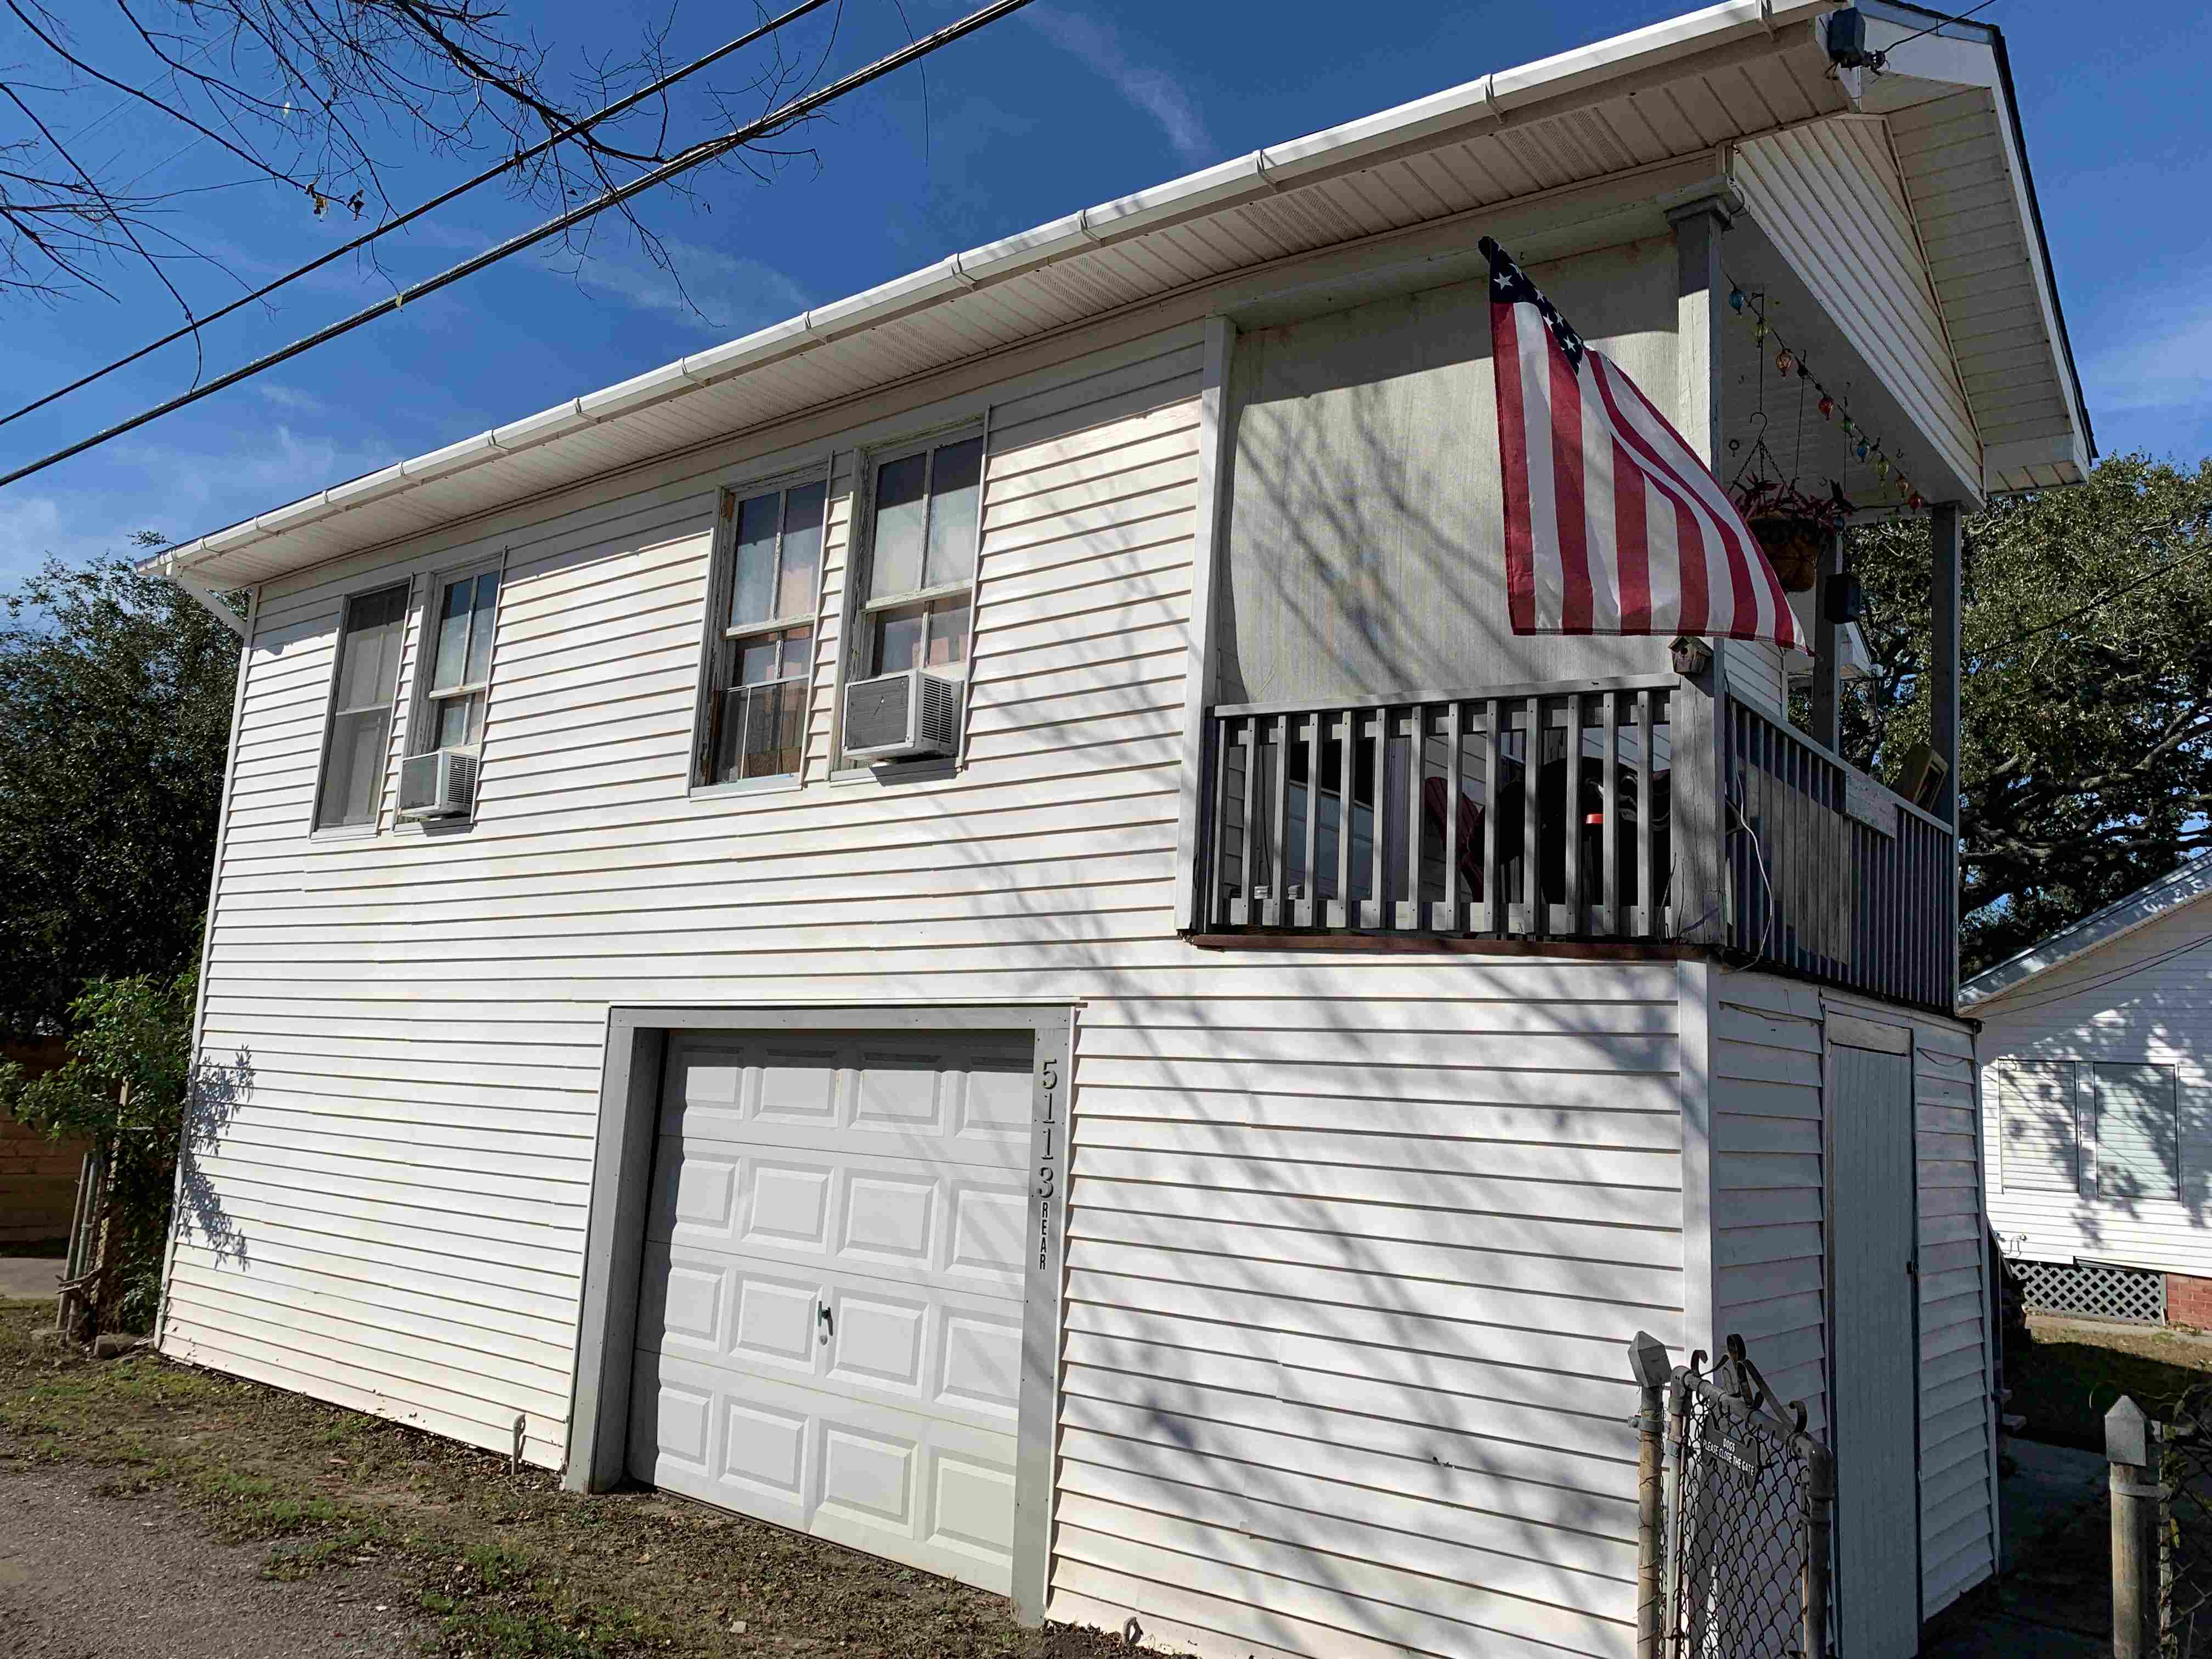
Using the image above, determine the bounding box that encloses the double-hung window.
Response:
[856,430,984,682]
[315,583,408,830]
[415,567,501,754]
[701,475,826,785]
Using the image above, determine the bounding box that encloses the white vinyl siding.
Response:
[1995,1060,2079,1193]
[166,327,1207,1476]
[1979,894,2212,1279]
[1709,972,1828,1436]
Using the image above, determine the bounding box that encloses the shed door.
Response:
[1830,1031,1920,1659]
[629,1031,1033,1593]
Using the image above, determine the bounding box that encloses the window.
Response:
[315,583,408,830]
[856,431,984,680]
[2095,1063,2181,1201]
[1995,1060,2079,1194]
[701,476,826,784]
[414,568,501,754]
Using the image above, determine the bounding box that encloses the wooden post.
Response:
[1627,1331,1673,1659]
[2108,1395,2160,1659]
[1664,194,1736,947]
[1928,504,1962,829]
[1811,531,1845,751]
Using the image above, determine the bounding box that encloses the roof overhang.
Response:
[146,0,2087,597]
[1960,857,2212,1010]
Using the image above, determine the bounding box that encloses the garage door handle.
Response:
[817,1301,833,1343]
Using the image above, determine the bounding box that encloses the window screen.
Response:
[1995,1060,2079,1193]
[316,583,408,829]
[2095,1063,2181,1202]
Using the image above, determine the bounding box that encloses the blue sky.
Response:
[3,0,2208,590]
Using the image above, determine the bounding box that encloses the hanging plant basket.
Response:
[1731,479,1854,594]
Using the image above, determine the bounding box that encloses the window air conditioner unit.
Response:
[842,668,963,761]
[397,748,479,819]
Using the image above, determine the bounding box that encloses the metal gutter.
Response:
[151,0,1833,583]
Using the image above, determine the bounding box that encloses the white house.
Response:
[1962,857,2212,1328]
[149,5,2090,1656]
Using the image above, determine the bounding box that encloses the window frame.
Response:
[310,578,413,838]
[1993,1058,2084,1196]
[407,558,506,768]
[835,419,988,777]
[2091,1059,2182,1203]
[690,460,833,797]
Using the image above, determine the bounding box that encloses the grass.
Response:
[0,1299,1119,1658]
[2007,1313,2212,1452]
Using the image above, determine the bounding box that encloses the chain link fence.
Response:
[1630,1332,1833,1659]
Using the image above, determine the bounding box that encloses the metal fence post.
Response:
[1800,1434,1835,1659]
[2112,1396,2161,1659]
[1629,1331,1673,1659]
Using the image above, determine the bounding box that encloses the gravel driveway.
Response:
[0,1464,436,1658]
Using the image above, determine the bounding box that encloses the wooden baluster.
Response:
[1521,697,1541,937]
[1235,715,1259,928]
[1565,692,1584,935]
[1266,713,1289,929]
[1365,709,1385,931]
[1440,701,1464,933]
[1401,704,1425,931]
[1480,700,1500,936]
[1334,710,1354,930]
[1635,690,1654,938]
[1291,708,1309,929]
[1600,692,1618,937]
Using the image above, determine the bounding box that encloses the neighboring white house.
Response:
[146,5,2091,1657]
[1962,857,2212,1327]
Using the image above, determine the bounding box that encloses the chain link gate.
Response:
[1629,1332,1835,1659]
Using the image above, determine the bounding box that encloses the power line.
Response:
[0,0,840,435]
[0,0,1036,492]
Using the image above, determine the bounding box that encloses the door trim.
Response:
[565,1001,1079,1627]
[1821,1005,1926,1647]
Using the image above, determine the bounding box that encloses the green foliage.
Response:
[0,966,205,1331]
[1839,454,2212,973]
[0,545,241,1038]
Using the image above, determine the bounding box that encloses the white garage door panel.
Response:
[630,1031,1032,1596]
[630,1349,1020,1588]
[646,1137,1029,1299]
[635,1239,1024,1432]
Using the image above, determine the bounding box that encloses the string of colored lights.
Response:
[1722,274,1927,515]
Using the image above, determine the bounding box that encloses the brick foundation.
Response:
[2168,1272,2212,1331]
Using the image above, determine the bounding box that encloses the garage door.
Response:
[628,1030,1034,1592]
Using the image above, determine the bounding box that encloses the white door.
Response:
[629,1030,1034,1592]
[1831,1035,1920,1659]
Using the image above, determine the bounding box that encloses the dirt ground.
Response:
[1,1463,435,1658]
[0,1300,1126,1659]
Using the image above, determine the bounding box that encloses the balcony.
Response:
[1194,674,1956,1009]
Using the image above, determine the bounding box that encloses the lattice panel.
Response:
[2010,1257,2166,1324]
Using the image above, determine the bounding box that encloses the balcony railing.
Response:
[1198,673,1956,1009]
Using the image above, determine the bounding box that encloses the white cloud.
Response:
[0,424,402,591]
[1026,9,1214,166]
[539,239,810,336]
[256,383,329,414]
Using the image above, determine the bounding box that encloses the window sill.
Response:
[690,773,806,802]
[308,823,381,844]
[830,758,959,787]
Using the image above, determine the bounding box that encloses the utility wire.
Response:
[0,0,839,435]
[0,0,1035,492]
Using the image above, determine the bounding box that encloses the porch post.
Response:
[1811,531,1844,751]
[1666,193,1735,945]
[1929,503,1962,827]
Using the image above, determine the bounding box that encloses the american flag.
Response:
[1483,237,1804,652]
